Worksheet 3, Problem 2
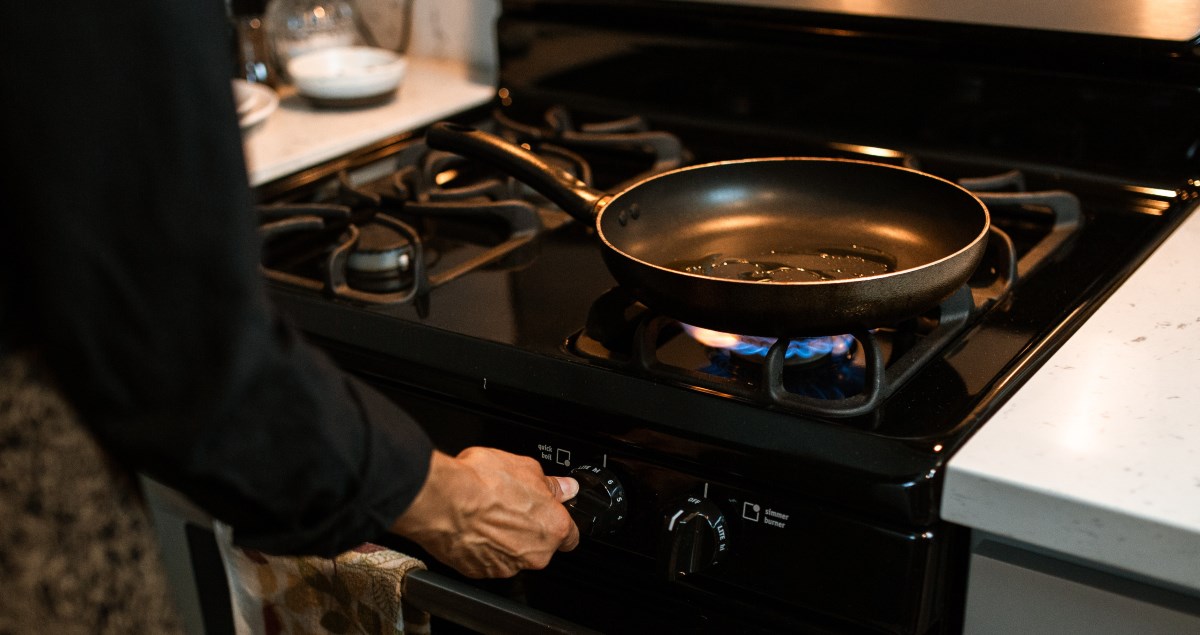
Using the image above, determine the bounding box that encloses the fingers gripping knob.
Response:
[563,465,628,537]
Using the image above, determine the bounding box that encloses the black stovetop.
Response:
[264,110,1191,527]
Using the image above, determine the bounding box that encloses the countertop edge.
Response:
[241,57,495,187]
[943,200,1200,593]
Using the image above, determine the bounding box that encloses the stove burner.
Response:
[700,344,867,401]
[571,282,986,419]
[345,223,414,292]
[681,324,855,367]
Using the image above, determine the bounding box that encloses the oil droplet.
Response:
[668,246,895,282]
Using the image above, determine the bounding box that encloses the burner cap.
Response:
[346,223,414,291]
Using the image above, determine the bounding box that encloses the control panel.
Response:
[531,436,783,583]
[373,378,948,631]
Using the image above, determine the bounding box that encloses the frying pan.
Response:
[427,122,989,337]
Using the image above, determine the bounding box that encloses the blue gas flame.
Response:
[682,325,854,361]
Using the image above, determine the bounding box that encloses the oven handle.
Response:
[402,568,604,635]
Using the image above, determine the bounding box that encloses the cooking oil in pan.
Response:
[669,246,896,282]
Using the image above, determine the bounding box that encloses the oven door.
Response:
[143,476,603,635]
[404,569,601,634]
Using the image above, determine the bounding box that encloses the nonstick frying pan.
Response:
[427,122,990,337]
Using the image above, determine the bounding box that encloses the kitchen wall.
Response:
[408,0,499,82]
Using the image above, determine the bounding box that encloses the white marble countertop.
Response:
[240,56,494,186]
[942,202,1200,594]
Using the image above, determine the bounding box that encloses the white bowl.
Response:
[287,46,407,106]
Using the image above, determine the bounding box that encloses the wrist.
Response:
[390,450,475,538]
[393,451,453,535]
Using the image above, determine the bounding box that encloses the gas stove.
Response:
[256,3,1199,633]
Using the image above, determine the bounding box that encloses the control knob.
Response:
[563,465,628,537]
[660,496,729,581]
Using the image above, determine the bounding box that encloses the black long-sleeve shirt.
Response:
[0,1,432,556]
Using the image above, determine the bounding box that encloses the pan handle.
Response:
[426,122,608,223]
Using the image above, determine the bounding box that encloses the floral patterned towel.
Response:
[215,522,430,635]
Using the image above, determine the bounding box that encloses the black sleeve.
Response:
[0,1,432,556]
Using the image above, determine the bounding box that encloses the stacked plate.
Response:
[232,79,279,130]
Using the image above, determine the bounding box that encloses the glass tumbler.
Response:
[354,0,413,55]
[263,0,364,81]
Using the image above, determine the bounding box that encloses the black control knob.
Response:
[564,465,628,537]
[660,496,729,581]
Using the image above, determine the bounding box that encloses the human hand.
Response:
[390,447,580,578]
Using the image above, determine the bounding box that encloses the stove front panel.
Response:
[363,370,967,634]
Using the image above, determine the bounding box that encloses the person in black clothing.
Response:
[0,1,578,630]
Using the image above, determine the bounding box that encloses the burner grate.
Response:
[257,108,689,305]
[570,285,974,419]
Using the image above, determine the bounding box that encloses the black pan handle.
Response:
[426,121,608,223]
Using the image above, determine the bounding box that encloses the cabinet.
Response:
[963,535,1200,634]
